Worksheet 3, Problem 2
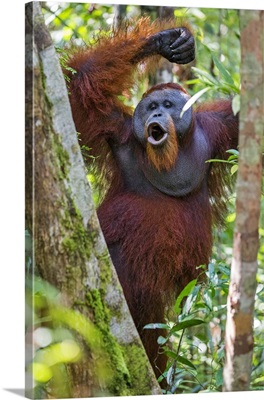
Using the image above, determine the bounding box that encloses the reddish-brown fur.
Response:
[65,17,239,384]
[145,117,178,171]
[98,190,212,371]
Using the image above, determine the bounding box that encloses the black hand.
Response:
[156,27,195,64]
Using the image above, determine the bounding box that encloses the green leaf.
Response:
[232,94,240,115]
[177,355,196,370]
[185,78,200,86]
[192,67,219,85]
[50,307,102,350]
[215,368,223,387]
[231,164,238,175]
[170,319,205,335]
[164,350,196,370]
[32,362,53,383]
[252,375,264,384]
[203,290,213,311]
[208,262,215,280]
[174,279,197,314]
[183,284,201,315]
[227,155,238,162]
[157,335,168,345]
[218,265,231,277]
[163,349,178,359]
[205,158,234,164]
[220,82,240,94]
[33,277,60,302]
[211,54,235,86]
[226,148,239,156]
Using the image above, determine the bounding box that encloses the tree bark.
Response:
[25,2,161,398]
[223,9,264,392]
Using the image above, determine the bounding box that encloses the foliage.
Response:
[157,187,263,393]
[206,149,239,177]
[177,8,240,89]
[43,4,241,100]
[25,274,114,398]
[145,176,264,393]
[182,48,240,114]
[42,2,141,46]
[25,233,112,398]
[146,243,264,393]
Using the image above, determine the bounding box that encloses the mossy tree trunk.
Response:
[25,2,161,398]
[223,9,264,392]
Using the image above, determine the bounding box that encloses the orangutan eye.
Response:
[163,100,173,108]
[148,102,158,111]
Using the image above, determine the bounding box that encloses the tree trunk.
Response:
[223,9,264,392]
[151,6,174,85]
[25,2,161,398]
[146,6,195,86]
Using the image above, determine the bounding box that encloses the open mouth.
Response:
[147,123,168,146]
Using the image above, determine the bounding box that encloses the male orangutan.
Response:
[65,18,238,380]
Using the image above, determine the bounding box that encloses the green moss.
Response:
[61,237,77,253]
[86,289,132,395]
[86,251,154,394]
[97,251,112,293]
[53,134,70,181]
[123,343,153,395]
[60,200,93,261]
[86,290,109,327]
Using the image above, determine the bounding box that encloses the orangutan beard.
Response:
[145,119,178,172]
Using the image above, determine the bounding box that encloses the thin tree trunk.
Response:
[146,6,195,86]
[25,2,161,398]
[223,9,264,392]
[152,6,174,85]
